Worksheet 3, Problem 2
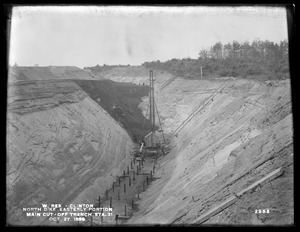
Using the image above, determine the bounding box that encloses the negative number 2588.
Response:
[255,209,269,214]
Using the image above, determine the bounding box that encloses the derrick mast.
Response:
[149,70,155,145]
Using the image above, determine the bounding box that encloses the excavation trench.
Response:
[71,148,162,226]
[7,66,293,226]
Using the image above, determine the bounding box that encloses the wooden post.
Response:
[98,196,101,207]
[115,214,118,225]
[138,188,140,199]
[153,165,155,174]
[200,66,203,78]
[118,190,120,201]
[110,196,112,208]
[146,176,149,185]
[129,176,131,186]
[132,198,134,210]
[124,183,126,193]
[105,189,108,199]
[136,165,139,175]
[127,166,129,174]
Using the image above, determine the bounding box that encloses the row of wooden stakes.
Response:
[89,157,157,225]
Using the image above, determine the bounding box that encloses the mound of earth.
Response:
[8,66,96,82]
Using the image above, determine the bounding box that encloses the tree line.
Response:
[142,39,289,80]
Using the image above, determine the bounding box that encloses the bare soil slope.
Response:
[7,71,134,225]
[74,80,153,141]
[8,66,96,82]
[99,67,293,225]
[129,77,293,225]
[96,65,172,86]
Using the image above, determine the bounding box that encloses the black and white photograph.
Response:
[6,5,294,226]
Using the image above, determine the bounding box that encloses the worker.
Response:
[115,214,119,225]
[139,142,144,153]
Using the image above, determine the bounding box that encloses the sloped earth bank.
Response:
[102,70,293,225]
[6,79,135,225]
[9,66,97,82]
[73,79,153,141]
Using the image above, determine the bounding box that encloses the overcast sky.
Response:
[9,6,288,68]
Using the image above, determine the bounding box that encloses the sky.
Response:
[9,6,289,68]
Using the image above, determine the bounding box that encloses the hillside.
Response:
[8,66,96,82]
[97,66,293,225]
[129,77,293,225]
[8,66,152,142]
[142,39,290,81]
[7,70,135,225]
[74,79,153,141]
[85,39,289,82]
[84,66,152,84]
